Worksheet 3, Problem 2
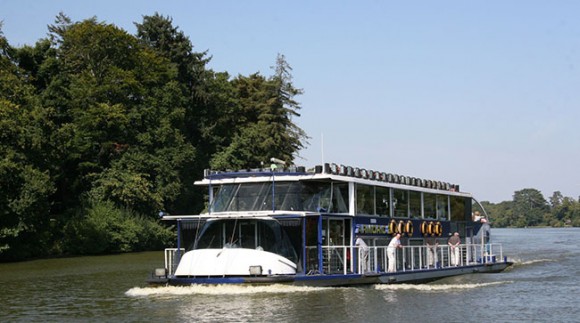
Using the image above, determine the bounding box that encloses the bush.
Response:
[63,199,174,255]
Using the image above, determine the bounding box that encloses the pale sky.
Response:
[1,1,579,203]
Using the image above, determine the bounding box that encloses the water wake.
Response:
[126,284,329,297]
[373,281,512,291]
[510,258,554,266]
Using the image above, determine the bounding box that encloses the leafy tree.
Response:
[0,27,56,259]
[512,188,549,227]
[39,18,195,217]
[549,191,563,208]
[211,55,309,169]
[135,13,213,213]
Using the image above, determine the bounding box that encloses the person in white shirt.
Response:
[355,233,369,273]
[387,233,402,272]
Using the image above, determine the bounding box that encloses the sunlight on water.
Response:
[125,284,330,297]
[373,281,512,291]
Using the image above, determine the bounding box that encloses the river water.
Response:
[1,228,579,322]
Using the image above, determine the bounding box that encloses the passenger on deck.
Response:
[387,233,402,272]
[355,233,369,273]
[426,236,438,268]
[475,218,491,255]
[448,232,461,266]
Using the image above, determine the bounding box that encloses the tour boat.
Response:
[148,162,512,286]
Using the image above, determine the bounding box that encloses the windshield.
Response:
[193,219,298,264]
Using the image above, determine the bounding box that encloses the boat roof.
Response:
[194,162,472,198]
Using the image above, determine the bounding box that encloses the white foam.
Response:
[125,284,330,297]
[373,281,512,291]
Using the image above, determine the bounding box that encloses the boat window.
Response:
[393,189,408,218]
[329,182,349,213]
[210,183,271,212]
[450,196,466,221]
[356,184,374,215]
[424,193,436,219]
[436,194,449,220]
[209,181,349,213]
[273,182,303,211]
[194,219,298,264]
[210,184,237,212]
[409,190,422,219]
[303,182,349,213]
[302,182,332,212]
[375,186,390,217]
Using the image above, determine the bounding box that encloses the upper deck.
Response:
[194,163,478,220]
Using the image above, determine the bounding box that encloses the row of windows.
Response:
[356,184,466,221]
[208,181,468,221]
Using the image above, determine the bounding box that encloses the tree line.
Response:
[482,189,580,228]
[0,13,307,261]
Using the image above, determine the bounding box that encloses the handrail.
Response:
[167,243,504,277]
[164,248,185,276]
[310,243,504,275]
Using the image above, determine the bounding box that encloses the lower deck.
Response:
[149,242,511,287]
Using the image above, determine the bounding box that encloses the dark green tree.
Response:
[512,188,548,227]
[210,55,309,169]
[135,13,213,213]
[0,27,56,259]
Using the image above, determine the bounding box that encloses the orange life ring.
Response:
[421,221,428,235]
[434,221,443,236]
[405,220,414,236]
[397,220,404,234]
[388,220,397,235]
[427,221,434,236]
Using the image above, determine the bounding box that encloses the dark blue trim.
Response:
[170,277,246,285]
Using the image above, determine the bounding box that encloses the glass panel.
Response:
[330,182,349,213]
[450,196,465,221]
[436,195,449,220]
[424,193,436,219]
[375,186,390,217]
[275,182,303,211]
[210,184,237,213]
[409,191,422,219]
[210,181,350,214]
[393,189,408,218]
[302,182,332,212]
[195,219,298,263]
[356,184,374,215]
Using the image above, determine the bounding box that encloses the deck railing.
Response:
[164,248,185,276]
[310,243,504,275]
[165,243,504,277]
